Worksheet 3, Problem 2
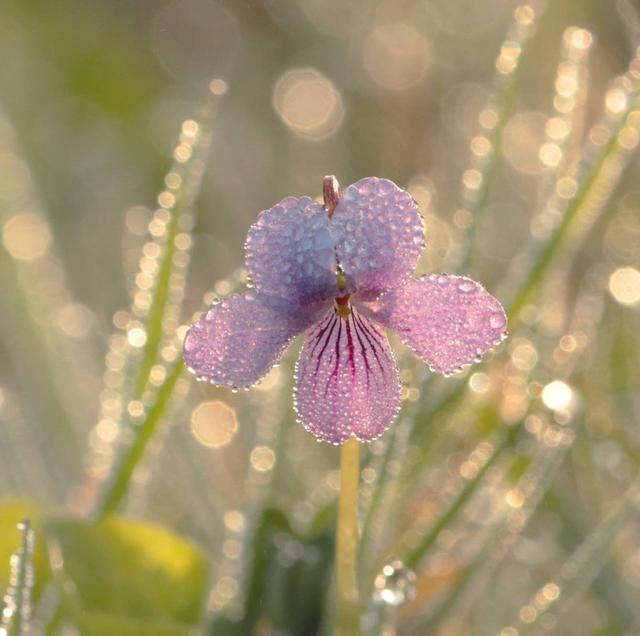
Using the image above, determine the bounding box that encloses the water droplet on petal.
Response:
[436,274,449,287]
[373,560,416,607]
[489,312,506,329]
[457,279,477,293]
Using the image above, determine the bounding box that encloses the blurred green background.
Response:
[1,0,640,635]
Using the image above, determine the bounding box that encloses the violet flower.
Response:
[184,176,507,444]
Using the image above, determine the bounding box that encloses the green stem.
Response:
[405,422,521,570]
[93,358,184,518]
[336,437,361,636]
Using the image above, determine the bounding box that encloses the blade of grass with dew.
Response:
[506,84,640,323]
[133,83,224,398]
[362,415,524,617]
[415,429,574,635]
[364,403,499,581]
[499,475,640,636]
[357,361,423,581]
[79,81,227,519]
[1,519,35,636]
[536,27,593,194]
[404,420,523,571]
[453,0,549,272]
[358,419,400,574]
[543,490,639,630]
[93,356,185,517]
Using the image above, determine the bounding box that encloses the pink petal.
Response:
[331,177,424,300]
[295,307,401,444]
[184,293,325,388]
[245,196,339,306]
[363,274,507,375]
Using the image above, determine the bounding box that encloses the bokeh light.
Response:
[541,381,573,411]
[2,212,51,262]
[249,446,276,472]
[272,68,344,141]
[609,266,640,305]
[191,400,238,449]
[362,23,430,90]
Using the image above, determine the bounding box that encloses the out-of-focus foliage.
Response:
[1,0,640,634]
[43,516,208,633]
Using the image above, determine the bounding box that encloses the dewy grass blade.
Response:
[418,433,574,635]
[499,476,640,636]
[134,81,227,398]
[1,519,35,636]
[453,0,549,272]
[0,108,97,495]
[536,27,593,194]
[94,357,185,517]
[506,77,640,323]
[404,421,522,570]
[81,81,227,518]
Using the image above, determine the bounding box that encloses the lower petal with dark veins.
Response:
[294,307,401,444]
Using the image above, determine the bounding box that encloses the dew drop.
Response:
[489,312,506,329]
[457,279,477,293]
[436,274,449,287]
[373,560,416,607]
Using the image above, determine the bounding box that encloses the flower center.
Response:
[335,293,351,318]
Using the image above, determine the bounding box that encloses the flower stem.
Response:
[336,436,361,635]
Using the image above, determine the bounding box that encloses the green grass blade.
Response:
[1,519,35,636]
[454,0,549,272]
[94,358,185,518]
[420,434,573,634]
[81,82,227,519]
[134,84,226,397]
[506,89,640,323]
[405,421,522,570]
[500,477,640,636]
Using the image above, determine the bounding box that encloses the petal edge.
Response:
[245,196,339,306]
[331,177,424,300]
[363,274,507,376]
[184,293,324,388]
